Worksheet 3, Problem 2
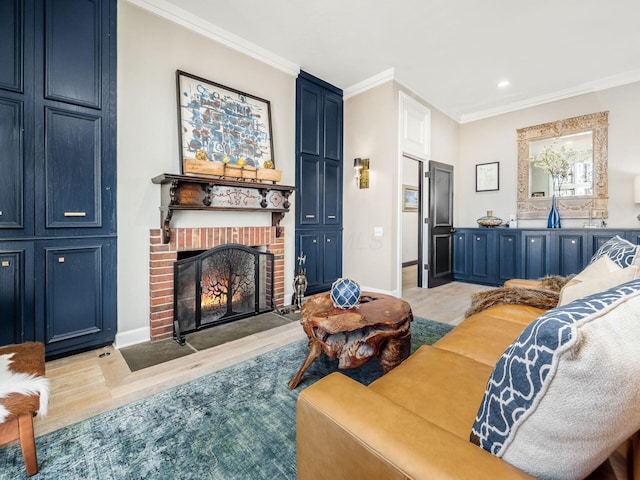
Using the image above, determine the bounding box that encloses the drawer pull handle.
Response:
[571,240,576,244]
[508,238,512,242]
[305,214,315,219]
[1,261,9,267]
[312,240,317,243]
[327,215,336,219]
[58,257,65,263]
[64,212,86,217]
[476,237,480,241]
[531,239,535,243]
[327,238,331,242]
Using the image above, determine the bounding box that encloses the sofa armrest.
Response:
[296,373,534,480]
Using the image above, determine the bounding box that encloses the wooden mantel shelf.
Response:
[152,173,295,243]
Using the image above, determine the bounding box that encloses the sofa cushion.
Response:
[470,279,640,480]
[370,345,493,440]
[589,235,639,268]
[434,306,539,366]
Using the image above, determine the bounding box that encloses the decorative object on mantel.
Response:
[176,70,282,183]
[151,173,295,243]
[476,210,502,227]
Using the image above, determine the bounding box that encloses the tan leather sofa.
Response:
[296,303,630,480]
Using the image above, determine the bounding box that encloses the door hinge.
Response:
[424,264,429,271]
[424,217,429,223]
[424,172,430,178]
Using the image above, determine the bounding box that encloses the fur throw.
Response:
[465,287,560,318]
[540,275,574,292]
[0,353,50,423]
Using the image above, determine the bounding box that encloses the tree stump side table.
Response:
[288,292,413,389]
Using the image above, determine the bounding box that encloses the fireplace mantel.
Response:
[152,173,295,243]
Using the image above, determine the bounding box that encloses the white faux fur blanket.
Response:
[0,353,50,424]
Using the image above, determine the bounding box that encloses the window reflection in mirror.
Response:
[529,131,593,198]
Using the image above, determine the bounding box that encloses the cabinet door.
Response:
[626,231,640,246]
[298,232,321,292]
[322,92,342,226]
[452,230,469,279]
[0,244,34,345]
[37,238,116,356]
[322,231,341,285]
[556,232,587,276]
[470,231,492,281]
[34,0,116,236]
[522,232,550,279]
[497,231,519,282]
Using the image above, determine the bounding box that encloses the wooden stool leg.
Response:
[17,414,38,477]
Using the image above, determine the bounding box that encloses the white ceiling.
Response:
[134,0,640,122]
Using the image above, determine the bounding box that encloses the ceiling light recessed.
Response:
[497,80,510,88]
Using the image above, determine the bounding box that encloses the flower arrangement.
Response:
[529,139,575,196]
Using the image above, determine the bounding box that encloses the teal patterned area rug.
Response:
[0,317,453,480]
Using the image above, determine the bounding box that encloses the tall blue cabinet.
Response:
[0,0,117,357]
[295,72,343,294]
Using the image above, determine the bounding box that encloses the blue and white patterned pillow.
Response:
[471,278,640,480]
[589,235,639,268]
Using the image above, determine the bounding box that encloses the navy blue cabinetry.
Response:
[295,72,343,294]
[0,0,117,356]
[0,242,34,345]
[554,232,588,277]
[497,231,520,283]
[453,228,640,286]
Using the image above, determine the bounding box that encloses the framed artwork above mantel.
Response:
[176,70,275,175]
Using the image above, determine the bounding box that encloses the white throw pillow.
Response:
[558,256,638,306]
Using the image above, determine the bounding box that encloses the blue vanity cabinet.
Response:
[0,0,117,356]
[295,71,343,295]
[521,231,552,279]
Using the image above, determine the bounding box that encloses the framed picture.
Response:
[176,70,275,173]
[476,162,499,192]
[402,185,419,212]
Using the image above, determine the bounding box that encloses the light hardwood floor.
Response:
[35,271,489,438]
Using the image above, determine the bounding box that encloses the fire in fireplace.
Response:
[173,243,274,344]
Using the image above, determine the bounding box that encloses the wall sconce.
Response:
[354,157,370,189]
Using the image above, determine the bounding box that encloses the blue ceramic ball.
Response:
[330,278,361,309]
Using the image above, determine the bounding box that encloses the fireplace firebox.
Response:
[173,243,274,344]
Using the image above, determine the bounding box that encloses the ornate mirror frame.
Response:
[517,111,609,220]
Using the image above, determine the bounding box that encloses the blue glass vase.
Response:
[547,195,561,228]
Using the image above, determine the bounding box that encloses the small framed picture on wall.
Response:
[476,162,499,192]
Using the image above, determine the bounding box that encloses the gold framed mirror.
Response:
[517,111,608,220]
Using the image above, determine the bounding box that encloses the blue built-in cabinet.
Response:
[295,71,343,295]
[453,228,640,286]
[0,0,117,357]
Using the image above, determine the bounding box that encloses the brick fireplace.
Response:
[149,226,285,342]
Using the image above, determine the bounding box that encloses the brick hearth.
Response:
[149,226,285,342]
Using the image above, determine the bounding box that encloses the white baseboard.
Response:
[360,285,400,298]
[114,326,150,349]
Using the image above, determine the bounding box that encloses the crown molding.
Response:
[127,0,300,76]
[459,68,640,124]
[343,68,396,99]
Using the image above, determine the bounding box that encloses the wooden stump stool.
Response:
[0,342,48,477]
